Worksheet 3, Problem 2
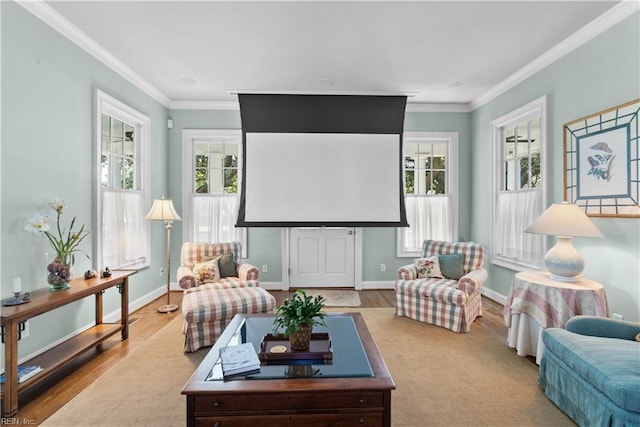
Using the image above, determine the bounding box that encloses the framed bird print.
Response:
[563,98,640,218]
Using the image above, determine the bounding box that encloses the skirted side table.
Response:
[503,271,609,364]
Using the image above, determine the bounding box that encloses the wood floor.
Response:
[13,290,510,425]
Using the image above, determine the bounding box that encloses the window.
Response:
[397,132,458,257]
[95,90,150,270]
[182,129,246,255]
[490,95,548,270]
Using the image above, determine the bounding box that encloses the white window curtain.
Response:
[495,189,543,267]
[190,195,243,243]
[102,190,148,268]
[403,195,452,251]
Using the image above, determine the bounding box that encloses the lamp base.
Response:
[545,236,585,283]
[549,273,580,283]
[157,303,179,313]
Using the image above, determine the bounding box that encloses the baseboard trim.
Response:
[259,282,287,291]
[481,287,507,305]
[359,281,395,290]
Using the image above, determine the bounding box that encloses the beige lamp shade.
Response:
[525,202,603,238]
[145,198,181,222]
[525,201,603,282]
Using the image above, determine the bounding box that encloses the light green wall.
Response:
[470,12,640,321]
[168,109,471,283]
[1,2,170,363]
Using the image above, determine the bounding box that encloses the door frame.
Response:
[281,228,363,291]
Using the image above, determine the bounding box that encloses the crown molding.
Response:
[169,100,240,110]
[169,99,471,113]
[405,103,471,113]
[470,1,640,111]
[17,0,170,107]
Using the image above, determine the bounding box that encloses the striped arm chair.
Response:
[394,240,487,333]
[177,241,259,290]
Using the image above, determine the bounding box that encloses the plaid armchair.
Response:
[177,241,259,290]
[394,240,487,332]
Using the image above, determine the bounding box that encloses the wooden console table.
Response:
[1,270,134,417]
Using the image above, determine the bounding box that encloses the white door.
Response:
[289,228,355,287]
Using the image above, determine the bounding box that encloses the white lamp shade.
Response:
[145,199,181,222]
[525,202,603,238]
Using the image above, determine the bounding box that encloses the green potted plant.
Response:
[273,289,327,351]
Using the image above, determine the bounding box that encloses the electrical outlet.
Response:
[262,264,269,273]
[612,313,624,320]
[159,268,164,277]
[380,264,386,272]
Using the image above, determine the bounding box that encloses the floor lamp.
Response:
[145,197,181,313]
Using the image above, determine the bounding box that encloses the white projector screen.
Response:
[242,133,402,225]
[236,93,408,227]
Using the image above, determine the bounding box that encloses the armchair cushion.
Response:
[416,256,442,279]
[218,253,237,278]
[439,253,464,280]
[192,258,221,285]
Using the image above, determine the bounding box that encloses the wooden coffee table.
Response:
[181,312,395,426]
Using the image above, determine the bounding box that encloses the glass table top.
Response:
[206,315,374,381]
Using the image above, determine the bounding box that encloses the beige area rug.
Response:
[42,309,573,427]
[300,289,361,307]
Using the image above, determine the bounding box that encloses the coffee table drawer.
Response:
[194,391,384,412]
[194,412,384,427]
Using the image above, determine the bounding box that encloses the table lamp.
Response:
[525,201,603,282]
[145,197,181,312]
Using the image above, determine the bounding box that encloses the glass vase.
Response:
[47,255,72,292]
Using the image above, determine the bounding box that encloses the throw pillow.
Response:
[416,255,443,279]
[218,253,238,278]
[439,254,465,280]
[192,258,220,285]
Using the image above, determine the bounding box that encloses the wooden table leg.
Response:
[120,278,129,340]
[2,320,19,417]
[95,291,103,326]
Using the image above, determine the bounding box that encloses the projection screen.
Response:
[236,94,408,227]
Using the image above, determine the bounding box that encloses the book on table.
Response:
[0,365,43,384]
[219,343,261,378]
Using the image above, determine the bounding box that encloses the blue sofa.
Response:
[539,316,640,426]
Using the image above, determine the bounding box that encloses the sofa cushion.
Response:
[439,254,464,280]
[543,328,640,412]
